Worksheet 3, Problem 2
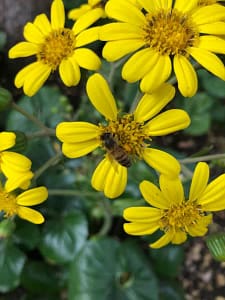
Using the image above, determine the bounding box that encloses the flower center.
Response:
[143,9,199,56]
[100,114,151,160]
[159,200,204,232]
[0,188,18,218]
[37,28,76,70]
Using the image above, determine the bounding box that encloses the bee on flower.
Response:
[123,162,225,248]
[8,0,101,97]
[56,73,190,198]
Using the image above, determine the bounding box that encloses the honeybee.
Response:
[101,132,132,168]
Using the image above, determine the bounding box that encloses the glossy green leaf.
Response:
[39,211,88,264]
[159,280,185,300]
[206,233,225,261]
[13,220,40,250]
[69,238,158,300]
[0,240,26,292]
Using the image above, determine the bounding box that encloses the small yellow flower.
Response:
[56,73,190,198]
[8,0,101,97]
[0,182,48,224]
[0,132,33,191]
[124,162,225,248]
[99,0,225,97]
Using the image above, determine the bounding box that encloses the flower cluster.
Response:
[6,0,225,249]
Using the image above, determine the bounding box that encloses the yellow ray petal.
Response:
[188,47,225,81]
[123,207,161,222]
[62,139,100,158]
[16,187,48,206]
[189,162,209,202]
[150,230,173,248]
[139,180,169,209]
[74,48,101,70]
[56,122,100,143]
[105,0,145,26]
[8,42,38,58]
[159,175,184,205]
[14,62,40,88]
[72,8,104,35]
[17,206,45,224]
[51,0,65,30]
[138,0,172,12]
[1,151,31,172]
[23,22,45,44]
[33,14,52,36]
[198,36,225,54]
[174,0,198,13]
[122,48,160,83]
[99,23,143,41]
[102,39,144,62]
[68,5,91,20]
[143,148,180,178]
[198,22,225,35]
[145,109,190,136]
[5,172,33,193]
[171,230,187,244]
[0,132,16,151]
[124,222,159,236]
[59,59,80,86]
[192,4,225,25]
[76,26,100,47]
[187,215,212,236]
[134,83,175,122]
[173,54,198,97]
[140,55,172,93]
[86,73,118,121]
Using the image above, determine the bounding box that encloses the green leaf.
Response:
[150,245,184,278]
[13,220,40,250]
[0,31,6,50]
[21,261,61,295]
[39,211,88,264]
[0,240,26,292]
[69,238,158,300]
[199,69,225,98]
[206,232,225,261]
[159,280,185,300]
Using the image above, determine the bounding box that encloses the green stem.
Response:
[48,189,97,197]
[33,152,62,181]
[179,153,225,164]
[26,129,56,139]
[97,198,113,237]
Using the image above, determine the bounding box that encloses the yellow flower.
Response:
[56,73,190,198]
[99,0,225,97]
[0,182,48,224]
[0,132,34,191]
[124,162,225,248]
[8,0,101,97]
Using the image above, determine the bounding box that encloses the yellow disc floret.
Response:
[0,187,18,218]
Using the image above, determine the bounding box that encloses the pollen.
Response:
[159,200,204,232]
[100,114,151,158]
[0,188,18,218]
[143,9,199,56]
[37,29,76,70]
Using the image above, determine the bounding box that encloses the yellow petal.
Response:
[1,151,31,173]
[189,162,209,202]
[143,148,180,178]
[198,174,225,211]
[124,222,159,236]
[86,73,118,121]
[159,175,184,205]
[145,109,190,136]
[198,36,225,54]
[105,0,145,26]
[102,40,144,62]
[134,83,175,122]
[138,0,172,12]
[76,26,100,47]
[16,187,48,206]
[59,59,80,86]
[173,54,198,97]
[0,132,16,151]
[74,48,101,70]
[62,140,100,158]
[139,180,169,209]
[51,0,65,29]
[198,22,225,35]
[192,4,225,25]
[8,42,38,58]
[72,8,104,35]
[150,230,173,248]
[17,206,45,224]
[188,47,225,81]
[33,14,52,36]
[122,48,160,82]
[23,22,45,44]
[174,0,198,13]
[5,172,33,193]
[171,230,187,244]
[91,158,127,198]
[140,55,172,93]
[123,207,161,222]
[99,23,143,41]
[68,5,91,20]
[187,215,212,237]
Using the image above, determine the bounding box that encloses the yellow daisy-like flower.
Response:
[8,0,101,97]
[56,73,190,198]
[124,162,225,248]
[0,132,34,191]
[0,182,48,224]
[99,0,225,97]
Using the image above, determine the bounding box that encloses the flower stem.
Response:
[97,198,113,237]
[48,189,97,197]
[26,129,56,139]
[179,153,225,164]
